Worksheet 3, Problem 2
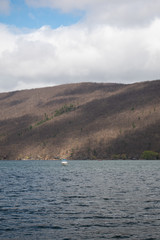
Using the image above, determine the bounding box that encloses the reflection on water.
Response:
[0,160,160,239]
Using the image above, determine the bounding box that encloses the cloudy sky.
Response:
[0,0,160,92]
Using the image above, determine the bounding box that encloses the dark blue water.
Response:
[0,160,160,240]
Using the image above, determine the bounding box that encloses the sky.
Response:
[0,0,160,92]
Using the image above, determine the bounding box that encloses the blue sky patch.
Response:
[0,0,84,29]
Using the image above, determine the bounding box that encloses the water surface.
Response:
[0,160,160,239]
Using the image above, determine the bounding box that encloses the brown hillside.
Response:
[0,80,160,160]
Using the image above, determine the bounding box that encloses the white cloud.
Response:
[25,0,100,12]
[0,0,11,15]
[25,0,160,26]
[0,19,160,92]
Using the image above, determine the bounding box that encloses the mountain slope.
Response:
[0,80,160,160]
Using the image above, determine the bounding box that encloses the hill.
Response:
[0,80,160,160]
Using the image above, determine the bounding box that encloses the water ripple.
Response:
[0,160,160,240]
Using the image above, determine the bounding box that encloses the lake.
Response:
[0,160,160,240]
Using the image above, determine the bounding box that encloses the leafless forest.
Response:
[0,80,160,160]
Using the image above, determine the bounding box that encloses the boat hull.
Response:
[61,160,68,165]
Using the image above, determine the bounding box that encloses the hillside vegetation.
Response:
[0,80,160,160]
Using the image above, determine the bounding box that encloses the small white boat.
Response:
[61,159,68,165]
